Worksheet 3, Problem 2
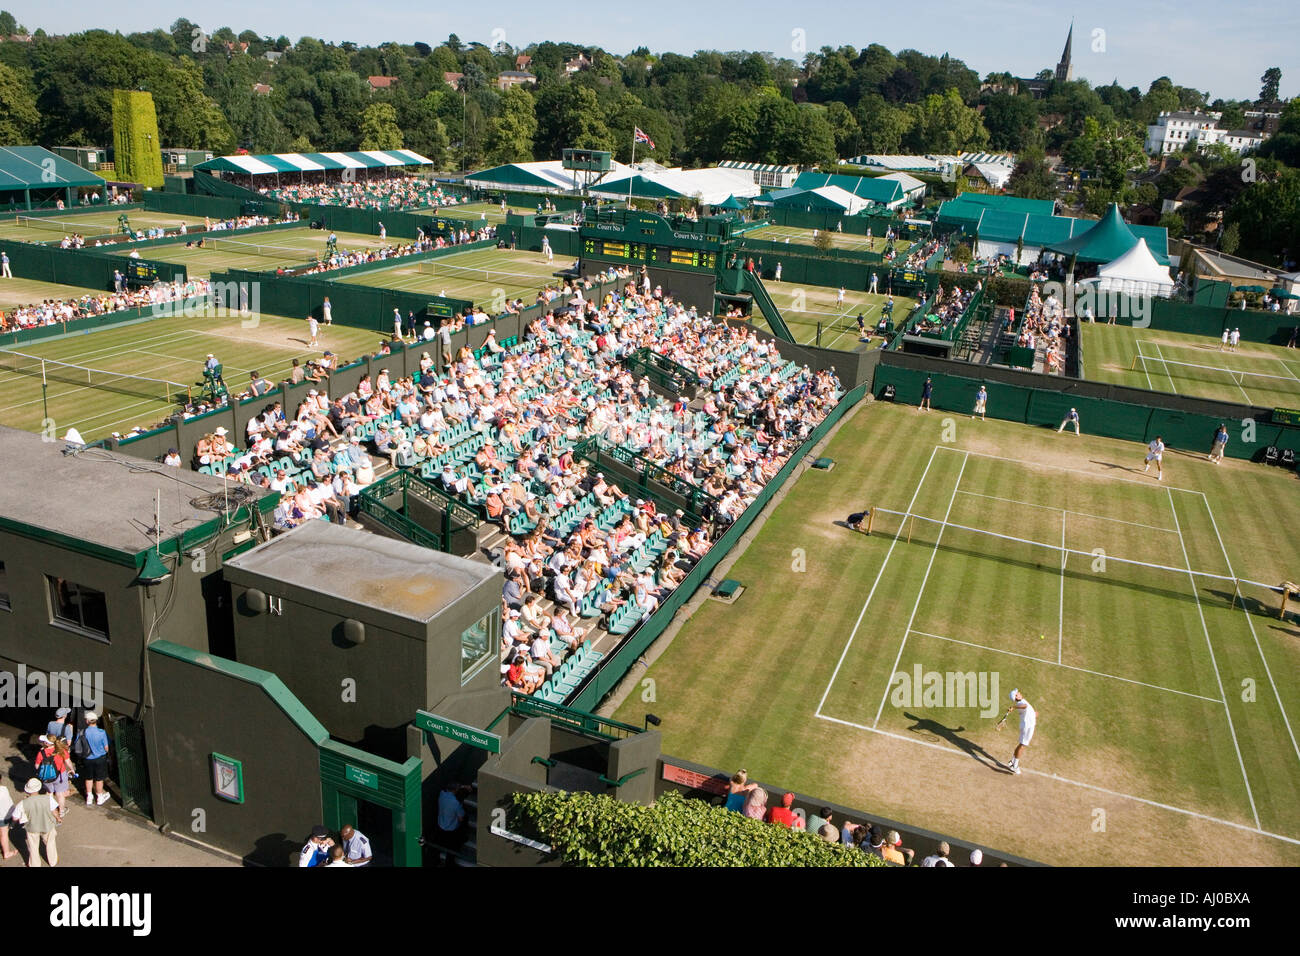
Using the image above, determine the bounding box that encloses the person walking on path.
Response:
[13,779,62,867]
[34,736,74,814]
[79,712,112,807]
[0,782,19,860]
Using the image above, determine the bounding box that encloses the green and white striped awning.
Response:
[195,150,434,175]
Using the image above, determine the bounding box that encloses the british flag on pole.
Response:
[634,127,656,149]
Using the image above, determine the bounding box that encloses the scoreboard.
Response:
[1273,407,1300,426]
[124,261,158,286]
[650,246,717,271]
[583,238,646,262]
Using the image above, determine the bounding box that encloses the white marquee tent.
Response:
[1082,239,1175,298]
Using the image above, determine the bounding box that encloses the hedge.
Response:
[510,790,884,867]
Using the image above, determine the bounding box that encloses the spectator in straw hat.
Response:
[13,778,62,866]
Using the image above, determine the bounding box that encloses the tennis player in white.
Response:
[1003,689,1036,774]
[1143,435,1165,480]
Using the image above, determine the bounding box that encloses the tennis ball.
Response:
[1039,634,1045,640]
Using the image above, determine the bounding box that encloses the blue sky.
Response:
[7,0,1297,101]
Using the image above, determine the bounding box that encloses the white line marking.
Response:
[872,451,969,727]
[1136,339,1155,392]
[936,444,1198,492]
[1167,486,1260,829]
[906,628,1224,704]
[955,489,1176,533]
[1195,490,1300,769]
[814,446,939,718]
[1154,342,1178,394]
[1059,509,1066,664]
[814,712,1300,847]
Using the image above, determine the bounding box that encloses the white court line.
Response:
[1195,490,1300,769]
[1167,486,1260,829]
[1135,339,1156,392]
[906,628,1223,704]
[814,446,939,719]
[1058,509,1066,664]
[955,489,1176,533]
[936,444,1199,493]
[1275,357,1300,382]
[1154,342,1178,395]
[872,451,969,727]
[814,712,1300,847]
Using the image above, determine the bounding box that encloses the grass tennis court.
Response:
[427,201,513,224]
[0,209,203,244]
[746,223,912,254]
[613,402,1300,865]
[107,227,382,279]
[1,276,117,311]
[0,313,385,440]
[335,246,565,307]
[763,279,915,351]
[1081,323,1300,409]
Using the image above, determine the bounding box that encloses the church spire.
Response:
[1055,19,1074,83]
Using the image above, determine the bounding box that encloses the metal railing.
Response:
[626,347,700,394]
[357,467,478,552]
[508,693,645,741]
[571,435,713,522]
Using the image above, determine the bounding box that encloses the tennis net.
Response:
[863,504,1283,608]
[408,260,552,288]
[12,215,118,238]
[0,348,190,405]
[1133,350,1300,389]
[204,236,323,261]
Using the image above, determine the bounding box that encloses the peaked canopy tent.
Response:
[792,172,906,209]
[713,194,747,210]
[587,166,758,206]
[0,146,106,211]
[464,159,632,195]
[1043,203,1144,265]
[1080,239,1175,298]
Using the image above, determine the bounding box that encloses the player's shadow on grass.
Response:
[902,711,1007,772]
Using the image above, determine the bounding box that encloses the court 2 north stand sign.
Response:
[415,710,501,753]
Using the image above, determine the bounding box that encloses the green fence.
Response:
[0,304,163,349]
[739,236,885,265]
[874,353,1300,461]
[568,382,869,711]
[765,207,926,239]
[4,242,186,290]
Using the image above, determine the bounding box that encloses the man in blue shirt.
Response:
[340,824,373,866]
[80,712,112,806]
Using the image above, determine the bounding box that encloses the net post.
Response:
[907,514,913,544]
[867,508,874,535]
[1130,353,1137,371]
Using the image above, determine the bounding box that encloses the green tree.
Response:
[1157,211,1185,238]
[1219,221,1240,256]
[485,85,537,164]
[111,89,164,188]
[0,10,27,35]
[1259,67,1282,105]
[359,102,402,149]
[0,62,39,144]
[854,93,912,153]
[982,93,1039,151]
[534,84,614,159]
[905,88,988,153]
[1225,168,1300,264]
[824,101,860,157]
[1005,150,1056,200]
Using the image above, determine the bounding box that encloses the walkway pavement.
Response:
[0,719,236,867]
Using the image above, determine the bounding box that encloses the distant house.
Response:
[444,72,464,89]
[263,51,283,64]
[515,54,532,70]
[495,71,537,91]
[368,76,398,91]
[252,83,272,96]
[563,54,590,74]
[225,41,250,55]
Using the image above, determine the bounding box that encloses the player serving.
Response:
[1143,435,1165,481]
[998,688,1036,775]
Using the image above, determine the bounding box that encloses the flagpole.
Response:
[629,131,635,209]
